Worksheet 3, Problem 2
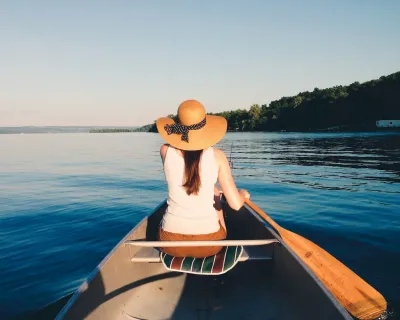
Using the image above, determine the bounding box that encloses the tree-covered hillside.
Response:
[135,71,400,133]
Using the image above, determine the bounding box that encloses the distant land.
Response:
[89,124,154,133]
[3,71,399,135]
[0,126,138,134]
[131,70,400,133]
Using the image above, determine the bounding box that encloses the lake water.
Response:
[0,132,399,319]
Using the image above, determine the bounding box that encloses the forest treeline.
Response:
[213,71,399,131]
[98,71,400,133]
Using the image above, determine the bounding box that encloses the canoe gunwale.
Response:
[243,202,353,320]
[55,199,168,320]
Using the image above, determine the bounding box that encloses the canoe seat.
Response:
[160,246,244,275]
[131,244,274,263]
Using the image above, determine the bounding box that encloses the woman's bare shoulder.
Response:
[160,144,169,159]
[213,148,228,163]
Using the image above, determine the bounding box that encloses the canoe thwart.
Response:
[131,245,274,263]
[125,239,279,247]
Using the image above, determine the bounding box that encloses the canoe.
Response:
[53,198,353,320]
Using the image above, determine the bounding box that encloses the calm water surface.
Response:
[0,132,399,319]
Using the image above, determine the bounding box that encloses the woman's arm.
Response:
[160,144,169,163]
[214,148,250,211]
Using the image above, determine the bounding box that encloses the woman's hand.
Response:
[239,189,250,200]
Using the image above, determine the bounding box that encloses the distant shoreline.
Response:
[88,128,399,133]
[0,126,138,135]
[89,122,400,134]
[3,128,399,135]
[128,70,400,134]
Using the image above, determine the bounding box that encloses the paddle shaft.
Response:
[244,198,387,320]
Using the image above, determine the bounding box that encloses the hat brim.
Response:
[156,115,227,151]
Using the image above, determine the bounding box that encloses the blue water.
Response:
[0,132,399,319]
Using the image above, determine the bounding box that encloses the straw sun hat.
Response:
[156,100,227,151]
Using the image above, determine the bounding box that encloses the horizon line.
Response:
[0,125,143,128]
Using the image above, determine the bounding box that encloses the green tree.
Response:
[249,104,261,119]
[293,96,304,107]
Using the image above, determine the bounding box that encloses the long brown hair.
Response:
[182,150,203,195]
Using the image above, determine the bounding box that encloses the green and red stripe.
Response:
[160,246,243,275]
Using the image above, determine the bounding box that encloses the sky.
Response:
[1,0,399,127]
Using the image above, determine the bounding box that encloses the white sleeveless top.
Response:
[161,146,220,234]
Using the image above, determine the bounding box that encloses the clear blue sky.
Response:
[1,0,399,126]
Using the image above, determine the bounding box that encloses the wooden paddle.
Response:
[245,198,387,320]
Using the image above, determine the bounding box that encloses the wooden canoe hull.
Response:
[51,199,352,320]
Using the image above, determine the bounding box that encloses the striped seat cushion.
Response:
[160,246,243,275]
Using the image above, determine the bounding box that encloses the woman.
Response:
[156,99,250,258]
